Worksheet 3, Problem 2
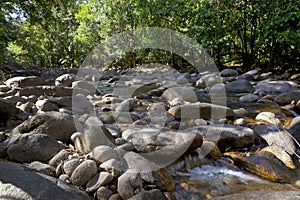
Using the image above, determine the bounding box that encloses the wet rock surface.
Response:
[0,66,300,199]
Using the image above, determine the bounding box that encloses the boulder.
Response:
[189,124,254,150]
[86,172,114,192]
[160,87,198,103]
[7,133,64,163]
[239,94,259,103]
[5,76,45,88]
[239,69,259,80]
[89,145,119,163]
[195,73,222,88]
[122,127,203,153]
[48,149,71,167]
[72,80,96,94]
[0,161,90,200]
[96,187,113,200]
[274,90,300,105]
[225,79,255,93]
[55,73,76,87]
[63,159,81,177]
[117,170,143,199]
[253,125,296,155]
[51,94,93,111]
[71,126,114,153]
[18,86,73,97]
[168,103,234,120]
[255,112,281,125]
[71,160,97,186]
[220,69,239,77]
[100,159,122,177]
[14,111,79,142]
[28,161,55,176]
[115,99,141,112]
[224,151,293,182]
[255,80,295,95]
[36,99,58,111]
[261,146,296,169]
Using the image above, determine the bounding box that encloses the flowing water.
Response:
[169,154,300,199]
[94,80,300,199]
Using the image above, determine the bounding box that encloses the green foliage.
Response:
[1,0,299,73]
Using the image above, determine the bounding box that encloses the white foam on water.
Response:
[179,165,267,183]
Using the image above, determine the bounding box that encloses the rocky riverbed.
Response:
[0,64,300,199]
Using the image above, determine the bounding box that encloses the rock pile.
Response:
[0,65,300,199]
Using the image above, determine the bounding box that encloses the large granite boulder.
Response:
[13,111,80,142]
[7,133,64,163]
[5,76,45,88]
[0,161,90,200]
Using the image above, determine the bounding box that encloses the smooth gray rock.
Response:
[51,94,93,110]
[71,126,113,154]
[71,160,97,186]
[255,80,295,95]
[225,79,254,93]
[86,172,114,192]
[72,80,95,94]
[28,161,55,176]
[220,69,239,77]
[115,112,140,124]
[188,124,254,150]
[55,73,76,87]
[36,99,58,111]
[122,127,203,153]
[196,73,222,88]
[160,87,198,103]
[239,69,259,80]
[96,187,113,200]
[48,149,71,167]
[89,145,119,163]
[7,133,64,163]
[255,112,280,125]
[5,76,45,88]
[18,86,73,97]
[117,170,143,200]
[274,90,300,105]
[63,159,81,177]
[239,94,259,103]
[253,125,296,155]
[100,159,122,176]
[115,99,141,112]
[0,161,90,200]
[14,111,80,142]
[168,103,234,120]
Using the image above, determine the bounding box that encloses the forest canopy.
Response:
[1,0,299,73]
